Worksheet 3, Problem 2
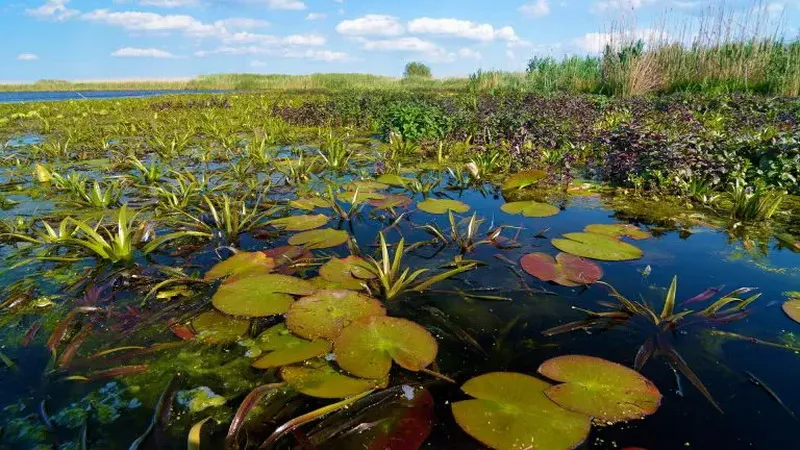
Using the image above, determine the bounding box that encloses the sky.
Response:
[2,0,798,82]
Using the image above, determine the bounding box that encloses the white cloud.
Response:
[215,18,270,30]
[17,53,40,61]
[574,28,668,53]
[519,0,551,17]
[336,15,404,36]
[26,0,78,21]
[263,0,307,10]
[766,2,784,17]
[407,18,521,43]
[81,9,225,38]
[199,46,348,61]
[457,48,482,59]
[224,32,325,46]
[112,47,176,58]
[359,37,454,62]
[306,12,327,20]
[594,0,656,12]
[138,0,199,7]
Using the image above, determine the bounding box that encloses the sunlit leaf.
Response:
[290,197,330,211]
[318,256,377,290]
[368,194,413,210]
[204,251,275,281]
[417,198,470,215]
[281,360,387,398]
[191,311,250,344]
[345,180,390,192]
[339,191,386,203]
[501,201,560,218]
[552,232,643,261]
[584,223,651,240]
[252,324,331,369]
[269,214,329,231]
[520,252,603,286]
[377,174,413,187]
[288,228,350,249]
[783,299,800,324]
[501,170,547,191]
[287,289,386,340]
[212,274,316,317]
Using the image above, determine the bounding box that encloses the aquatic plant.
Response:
[726,180,785,221]
[179,193,279,242]
[128,156,165,185]
[318,131,353,170]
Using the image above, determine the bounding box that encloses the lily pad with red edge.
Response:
[190,311,250,344]
[782,299,800,324]
[521,253,603,286]
[252,324,331,369]
[268,214,329,231]
[286,289,386,340]
[501,201,560,218]
[552,232,643,261]
[368,194,412,210]
[417,198,470,215]
[211,273,316,317]
[501,170,547,191]
[290,197,329,211]
[537,355,662,423]
[452,372,591,450]
[288,228,350,249]
[280,360,387,398]
[376,173,413,187]
[584,223,651,240]
[204,251,275,280]
[318,256,377,290]
[333,316,438,379]
[263,245,313,274]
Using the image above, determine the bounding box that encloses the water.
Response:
[0,90,225,104]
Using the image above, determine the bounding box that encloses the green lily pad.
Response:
[212,274,316,317]
[280,360,387,398]
[368,194,412,210]
[339,191,386,204]
[501,170,547,191]
[191,311,250,344]
[783,299,800,324]
[252,324,331,369]
[521,252,603,286]
[552,233,643,261]
[501,201,560,218]
[287,290,386,340]
[417,198,470,215]
[288,228,350,249]
[538,355,662,423]
[334,316,438,379]
[318,256,377,290]
[584,223,651,240]
[376,173,413,187]
[452,372,591,450]
[204,251,275,281]
[290,197,329,211]
[269,214,329,231]
[345,180,389,192]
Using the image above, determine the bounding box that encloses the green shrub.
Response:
[404,62,432,79]
[378,102,450,142]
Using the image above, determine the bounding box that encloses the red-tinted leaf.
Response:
[521,252,602,287]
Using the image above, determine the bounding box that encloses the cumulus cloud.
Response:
[26,0,78,21]
[112,47,176,58]
[593,0,657,12]
[574,28,668,53]
[198,46,349,61]
[263,0,307,10]
[519,0,551,17]
[17,53,40,61]
[407,18,521,42]
[223,32,325,46]
[138,0,199,7]
[81,9,226,38]
[214,18,270,30]
[358,37,454,62]
[306,13,327,20]
[336,15,404,36]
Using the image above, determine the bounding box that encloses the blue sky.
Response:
[2,0,798,81]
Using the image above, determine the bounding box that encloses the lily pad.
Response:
[417,198,470,215]
[191,311,250,344]
[452,372,591,450]
[252,324,331,369]
[334,316,438,379]
[552,233,643,261]
[501,201,560,218]
[584,223,651,240]
[538,355,662,423]
[501,170,547,191]
[782,299,800,324]
[280,360,387,398]
[368,194,412,210]
[376,173,413,187]
[212,274,316,317]
[318,256,377,290]
[204,251,275,281]
[521,253,603,286]
[269,214,329,231]
[287,290,386,340]
[288,228,350,249]
[345,180,389,192]
[290,197,329,211]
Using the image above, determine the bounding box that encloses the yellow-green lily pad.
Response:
[538,355,662,423]
[204,251,275,281]
[269,214,329,231]
[191,311,250,344]
[280,360,387,398]
[452,372,591,450]
[501,201,560,218]
[251,324,331,369]
[501,170,547,191]
[333,316,438,379]
[783,299,800,324]
[552,232,643,261]
[286,290,386,340]
[290,197,329,211]
[368,194,413,210]
[288,228,350,249]
[318,256,376,290]
[339,191,386,204]
[212,274,316,317]
[376,173,413,187]
[584,223,651,240]
[344,180,389,192]
[417,198,470,215]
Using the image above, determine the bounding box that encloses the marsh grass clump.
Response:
[726,180,785,221]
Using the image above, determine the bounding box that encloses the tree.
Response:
[403,62,432,78]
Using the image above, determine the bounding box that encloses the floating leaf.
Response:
[520,253,603,286]
[340,191,386,204]
[368,194,412,210]
[269,214,329,231]
[417,198,470,215]
[552,233,643,261]
[501,201,560,218]
[288,228,349,249]
[538,355,662,423]
[318,256,376,290]
[252,324,331,369]
[377,174,413,187]
[191,311,250,344]
[452,372,591,450]
[281,360,387,398]
[584,223,651,240]
[287,290,386,340]
[34,164,52,183]
[212,274,316,317]
[204,251,275,281]
[334,316,438,379]
[263,245,313,273]
[290,197,329,211]
[501,170,547,191]
[345,180,389,192]
[783,300,800,324]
